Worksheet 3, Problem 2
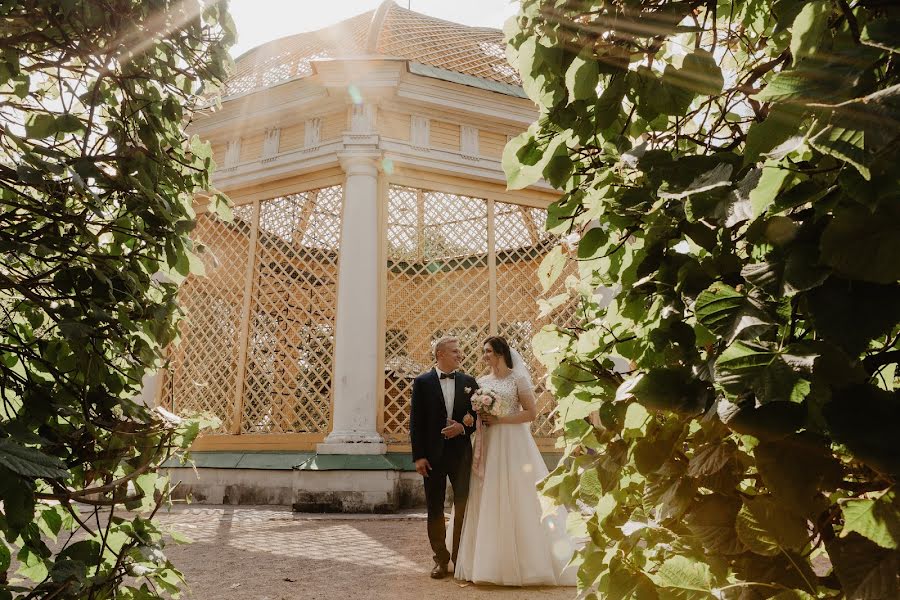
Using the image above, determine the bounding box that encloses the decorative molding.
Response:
[223,139,241,169]
[261,127,280,161]
[211,140,343,191]
[410,115,429,149]
[304,118,321,150]
[349,103,376,134]
[460,125,479,160]
[397,74,538,127]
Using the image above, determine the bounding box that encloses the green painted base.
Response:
[163,451,564,473]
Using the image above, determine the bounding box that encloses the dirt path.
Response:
[156,506,574,600]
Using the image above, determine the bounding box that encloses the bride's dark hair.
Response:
[484,336,513,369]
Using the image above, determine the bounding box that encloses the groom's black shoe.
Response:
[430,562,449,579]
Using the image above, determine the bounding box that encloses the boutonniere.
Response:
[464,386,472,394]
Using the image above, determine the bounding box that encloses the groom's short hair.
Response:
[433,336,459,360]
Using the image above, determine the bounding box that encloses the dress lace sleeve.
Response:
[514,372,537,409]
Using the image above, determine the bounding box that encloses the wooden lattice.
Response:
[383,186,570,443]
[164,187,341,437]
[241,187,341,434]
[163,205,255,433]
[384,187,490,442]
[224,4,519,97]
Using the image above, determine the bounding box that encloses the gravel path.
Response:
[156,506,575,600]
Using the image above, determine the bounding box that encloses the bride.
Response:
[451,335,577,586]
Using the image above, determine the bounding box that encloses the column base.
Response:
[317,431,387,455]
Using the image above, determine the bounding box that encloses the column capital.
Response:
[338,151,382,177]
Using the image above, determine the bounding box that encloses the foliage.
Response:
[504,0,900,598]
[0,1,234,597]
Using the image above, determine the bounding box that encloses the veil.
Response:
[509,348,535,392]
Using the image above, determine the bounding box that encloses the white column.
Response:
[135,370,161,407]
[318,137,386,455]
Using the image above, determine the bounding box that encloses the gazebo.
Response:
[156,1,572,511]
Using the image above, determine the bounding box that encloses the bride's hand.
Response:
[481,414,500,426]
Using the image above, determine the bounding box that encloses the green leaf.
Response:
[619,369,708,416]
[685,494,746,555]
[789,1,831,61]
[715,341,815,403]
[537,245,566,292]
[16,547,48,583]
[825,384,900,478]
[717,398,806,440]
[749,166,792,217]
[755,433,843,512]
[841,490,900,550]
[649,555,714,600]
[0,540,9,574]
[861,19,900,53]
[596,74,626,130]
[503,129,571,190]
[623,402,649,437]
[736,496,809,556]
[24,113,56,138]
[566,55,599,103]
[694,282,773,344]
[744,105,806,165]
[687,441,736,478]
[808,279,900,355]
[820,205,900,284]
[827,533,900,600]
[672,50,724,96]
[809,125,870,180]
[0,438,69,479]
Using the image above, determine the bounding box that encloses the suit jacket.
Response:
[409,368,478,466]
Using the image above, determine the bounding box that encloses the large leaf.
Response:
[755,433,843,512]
[825,385,900,478]
[566,54,600,103]
[685,494,746,555]
[649,555,715,600]
[686,441,736,478]
[820,204,900,284]
[841,490,900,550]
[807,278,900,355]
[827,533,900,600]
[694,282,773,344]
[862,19,900,53]
[715,341,816,403]
[0,438,69,479]
[503,128,572,190]
[668,50,724,97]
[717,399,805,440]
[620,369,709,415]
[789,1,831,61]
[736,496,809,556]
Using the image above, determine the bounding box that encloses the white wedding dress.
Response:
[450,368,577,586]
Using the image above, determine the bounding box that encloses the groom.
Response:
[410,336,477,579]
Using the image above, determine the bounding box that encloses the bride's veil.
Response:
[509,347,535,391]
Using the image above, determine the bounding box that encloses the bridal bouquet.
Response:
[470,388,501,417]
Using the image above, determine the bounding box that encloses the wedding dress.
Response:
[451,350,577,586]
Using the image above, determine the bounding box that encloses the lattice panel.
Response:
[224,4,519,97]
[378,5,520,85]
[225,11,371,96]
[495,203,573,438]
[384,187,490,442]
[164,205,255,432]
[241,187,342,434]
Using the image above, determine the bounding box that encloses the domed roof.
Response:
[225,1,520,97]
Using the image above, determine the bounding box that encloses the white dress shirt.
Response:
[435,367,455,418]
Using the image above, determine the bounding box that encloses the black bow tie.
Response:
[439,372,456,380]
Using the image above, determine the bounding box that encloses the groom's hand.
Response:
[441,420,465,439]
[415,458,432,477]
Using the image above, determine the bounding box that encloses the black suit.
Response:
[409,368,477,566]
